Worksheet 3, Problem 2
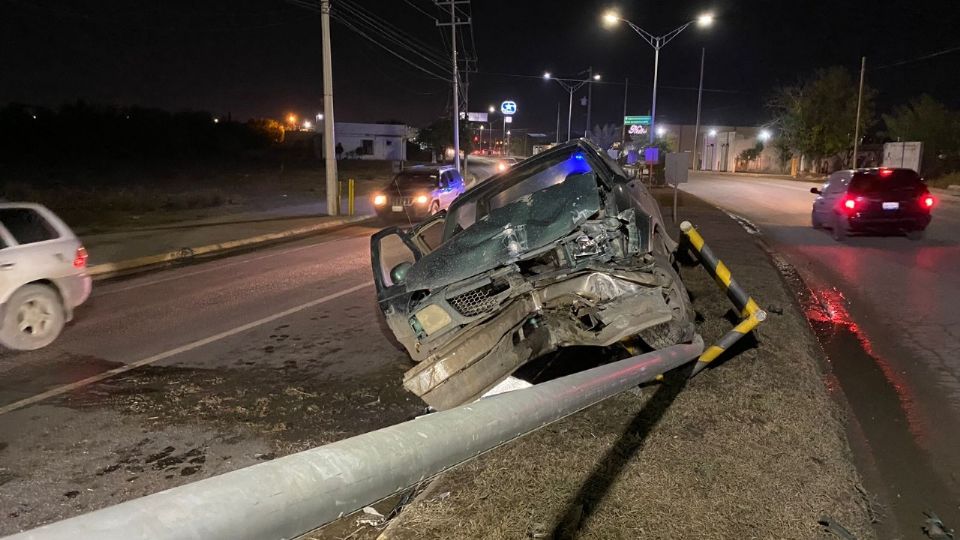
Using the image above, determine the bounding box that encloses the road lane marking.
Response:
[95,229,373,296]
[0,281,374,415]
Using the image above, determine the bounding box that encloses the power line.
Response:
[871,44,960,70]
[284,0,450,81]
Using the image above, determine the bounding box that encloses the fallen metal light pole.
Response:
[7,339,704,540]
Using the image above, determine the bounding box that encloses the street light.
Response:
[758,129,772,142]
[656,125,667,137]
[602,10,714,143]
[543,69,599,142]
[303,120,313,130]
[708,129,717,136]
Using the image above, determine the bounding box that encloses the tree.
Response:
[246,118,285,144]
[586,123,619,151]
[768,66,874,169]
[415,117,473,161]
[883,94,960,175]
[737,141,764,164]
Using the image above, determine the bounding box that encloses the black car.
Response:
[810,167,935,240]
[370,165,466,223]
[369,140,695,410]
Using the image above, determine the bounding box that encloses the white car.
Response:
[0,203,91,350]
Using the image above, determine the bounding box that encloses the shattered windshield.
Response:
[443,148,596,240]
[404,151,602,291]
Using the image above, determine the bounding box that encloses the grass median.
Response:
[378,192,874,539]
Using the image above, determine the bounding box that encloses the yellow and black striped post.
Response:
[680,221,767,376]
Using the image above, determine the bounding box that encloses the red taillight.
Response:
[922,195,935,209]
[842,197,857,212]
[879,168,893,177]
[73,246,88,269]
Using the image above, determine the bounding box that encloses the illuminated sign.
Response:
[628,124,648,136]
[500,101,517,115]
[504,116,513,123]
[466,112,489,122]
[624,115,652,125]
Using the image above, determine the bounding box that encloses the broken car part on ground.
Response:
[370,141,697,409]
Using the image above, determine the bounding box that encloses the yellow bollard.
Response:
[348,178,355,216]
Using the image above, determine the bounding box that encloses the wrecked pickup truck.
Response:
[370,140,696,410]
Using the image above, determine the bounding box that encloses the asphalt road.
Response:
[0,225,435,535]
[0,158,509,536]
[682,171,960,530]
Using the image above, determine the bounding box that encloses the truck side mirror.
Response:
[390,262,412,284]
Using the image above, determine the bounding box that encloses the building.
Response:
[320,122,408,161]
[647,124,784,173]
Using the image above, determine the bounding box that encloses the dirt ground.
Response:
[350,192,875,540]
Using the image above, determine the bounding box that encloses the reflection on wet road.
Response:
[683,172,960,531]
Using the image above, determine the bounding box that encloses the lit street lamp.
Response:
[603,10,714,143]
[543,69,600,142]
[758,129,772,142]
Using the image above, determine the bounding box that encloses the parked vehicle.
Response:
[370,140,695,409]
[0,203,91,350]
[371,165,466,223]
[810,167,935,241]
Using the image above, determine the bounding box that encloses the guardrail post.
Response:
[680,220,766,376]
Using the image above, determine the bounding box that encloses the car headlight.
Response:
[412,304,452,336]
[373,194,387,206]
[415,195,429,204]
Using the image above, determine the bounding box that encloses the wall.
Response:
[321,122,407,161]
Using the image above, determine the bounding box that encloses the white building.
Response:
[325,122,407,161]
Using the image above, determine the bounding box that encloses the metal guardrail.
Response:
[7,339,704,540]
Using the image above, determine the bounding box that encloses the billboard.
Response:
[466,112,489,122]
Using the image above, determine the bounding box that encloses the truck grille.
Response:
[448,283,505,317]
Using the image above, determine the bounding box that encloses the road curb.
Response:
[87,214,374,279]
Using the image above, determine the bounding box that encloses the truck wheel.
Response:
[638,263,696,350]
[0,284,65,351]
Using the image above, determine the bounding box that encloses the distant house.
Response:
[321,122,408,161]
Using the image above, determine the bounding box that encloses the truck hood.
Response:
[404,173,601,291]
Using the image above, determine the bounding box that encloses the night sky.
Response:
[3,0,959,134]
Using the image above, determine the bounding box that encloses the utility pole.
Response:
[436,0,470,171]
[462,69,469,175]
[621,77,629,143]
[852,56,866,169]
[585,66,594,138]
[555,102,561,144]
[448,1,460,171]
[693,48,705,170]
[320,0,338,216]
